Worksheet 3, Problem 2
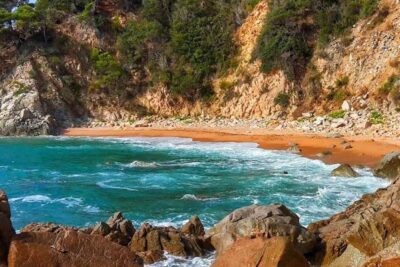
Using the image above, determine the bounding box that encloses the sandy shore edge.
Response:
[63,127,400,168]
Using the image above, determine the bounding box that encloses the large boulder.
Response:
[8,224,143,267]
[212,237,310,267]
[129,220,209,264]
[331,164,359,177]
[206,204,316,254]
[0,190,14,266]
[374,152,400,180]
[308,177,400,266]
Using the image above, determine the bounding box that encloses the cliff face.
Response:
[1,0,400,134]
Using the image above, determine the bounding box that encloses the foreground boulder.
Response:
[129,217,210,264]
[0,190,14,266]
[330,164,359,177]
[308,177,400,266]
[212,237,310,267]
[206,204,316,254]
[374,152,400,180]
[8,224,143,267]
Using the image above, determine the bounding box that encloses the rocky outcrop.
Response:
[8,223,143,267]
[374,152,400,180]
[0,190,14,267]
[212,236,310,267]
[206,204,316,254]
[331,164,359,177]
[90,211,135,246]
[308,177,400,266]
[129,219,210,264]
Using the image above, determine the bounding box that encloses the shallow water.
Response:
[0,136,389,266]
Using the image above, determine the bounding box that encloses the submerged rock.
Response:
[374,152,400,180]
[206,204,316,254]
[212,237,310,267]
[331,164,359,177]
[0,190,14,266]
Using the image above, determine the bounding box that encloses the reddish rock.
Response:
[8,225,143,267]
[308,177,400,266]
[206,204,316,254]
[212,236,310,267]
[181,216,205,236]
[0,190,15,266]
[130,222,209,259]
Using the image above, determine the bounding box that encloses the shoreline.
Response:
[63,127,400,168]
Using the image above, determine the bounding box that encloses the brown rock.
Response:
[0,190,15,266]
[181,216,205,236]
[212,237,310,267]
[308,177,400,266]
[8,225,143,267]
[137,250,165,265]
[331,164,359,177]
[206,204,316,254]
[374,152,400,180]
[130,222,208,259]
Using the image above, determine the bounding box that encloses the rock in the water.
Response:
[331,164,359,177]
[0,190,14,266]
[129,222,209,259]
[181,216,205,236]
[206,204,316,254]
[212,237,310,267]
[374,152,400,180]
[308,178,400,267]
[287,143,302,153]
[8,224,143,267]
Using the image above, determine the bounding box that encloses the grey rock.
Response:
[331,164,359,177]
[374,152,400,180]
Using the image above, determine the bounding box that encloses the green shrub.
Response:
[335,76,349,88]
[369,110,384,124]
[329,110,346,119]
[89,48,123,90]
[219,80,235,91]
[327,89,349,102]
[274,92,290,107]
[379,75,400,94]
[78,1,94,22]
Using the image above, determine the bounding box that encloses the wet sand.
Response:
[63,127,400,168]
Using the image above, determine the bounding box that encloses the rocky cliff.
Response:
[1,0,400,135]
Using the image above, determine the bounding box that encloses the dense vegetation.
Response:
[255,0,378,81]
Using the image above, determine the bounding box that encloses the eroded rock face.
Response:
[0,190,14,266]
[206,204,316,254]
[212,237,310,267]
[374,152,400,180]
[308,177,400,266]
[90,212,135,246]
[129,220,209,264]
[8,224,143,267]
[331,164,359,177]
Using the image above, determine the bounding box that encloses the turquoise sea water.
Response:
[0,137,389,254]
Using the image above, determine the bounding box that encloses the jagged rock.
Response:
[342,101,351,111]
[90,212,135,246]
[212,237,310,267]
[8,225,143,267]
[331,164,359,177]
[206,204,316,254]
[129,222,208,259]
[374,152,400,180]
[308,177,400,267]
[0,190,14,266]
[136,250,165,265]
[181,216,205,236]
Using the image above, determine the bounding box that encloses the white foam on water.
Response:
[148,253,215,267]
[96,179,138,191]
[10,195,51,203]
[181,194,219,201]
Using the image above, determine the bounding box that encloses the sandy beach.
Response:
[63,127,400,168]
